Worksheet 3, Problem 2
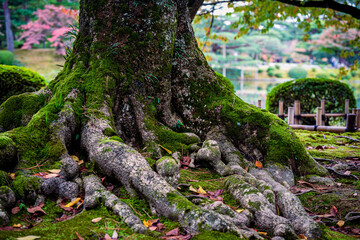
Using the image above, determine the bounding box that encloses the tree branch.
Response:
[188,0,205,22]
[201,0,360,20]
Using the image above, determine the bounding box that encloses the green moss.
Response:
[0,135,13,149]
[109,136,124,143]
[12,175,42,198]
[0,170,11,186]
[167,191,199,214]
[155,127,199,154]
[248,200,261,210]
[320,224,357,240]
[0,65,46,104]
[0,92,47,131]
[103,127,117,137]
[192,230,240,240]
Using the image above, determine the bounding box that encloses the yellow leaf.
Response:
[143,219,150,227]
[255,161,263,169]
[78,160,84,165]
[236,209,244,213]
[48,169,61,174]
[71,155,79,162]
[13,223,22,228]
[91,217,102,223]
[337,220,345,227]
[159,145,172,154]
[64,198,81,208]
[9,173,15,180]
[298,234,308,239]
[198,186,207,195]
[189,185,198,193]
[258,232,267,236]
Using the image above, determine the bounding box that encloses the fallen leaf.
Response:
[337,220,345,227]
[48,169,61,174]
[75,232,84,240]
[198,186,207,195]
[43,173,60,179]
[330,205,338,217]
[159,145,172,154]
[13,224,22,228]
[91,217,102,223]
[59,199,74,212]
[78,160,84,165]
[298,234,308,239]
[11,207,20,214]
[189,185,198,193]
[236,209,245,213]
[16,236,41,240]
[71,155,79,162]
[104,233,112,240]
[166,227,179,236]
[64,197,81,208]
[244,166,249,172]
[112,230,118,239]
[149,226,157,231]
[27,206,46,215]
[258,231,267,235]
[9,173,15,180]
[143,219,159,228]
[255,161,263,169]
[344,171,351,175]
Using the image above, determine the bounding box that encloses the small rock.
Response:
[156,157,180,187]
[0,208,9,226]
[307,176,335,186]
[40,177,66,196]
[60,156,80,180]
[183,132,201,143]
[189,153,196,168]
[171,152,181,162]
[189,143,201,152]
[197,140,230,176]
[58,181,79,200]
[266,165,295,187]
[332,163,351,172]
[0,186,16,208]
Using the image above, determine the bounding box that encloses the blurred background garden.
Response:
[1,0,359,108]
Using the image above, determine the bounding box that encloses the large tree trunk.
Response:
[2,0,14,52]
[0,0,328,238]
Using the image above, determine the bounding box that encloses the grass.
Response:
[14,49,65,84]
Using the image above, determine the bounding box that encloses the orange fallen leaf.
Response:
[9,173,15,180]
[337,220,345,227]
[13,224,22,228]
[258,231,267,236]
[255,161,263,169]
[64,198,81,208]
[298,234,308,239]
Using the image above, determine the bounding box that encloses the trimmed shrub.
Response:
[288,67,307,79]
[267,70,275,77]
[0,51,15,65]
[315,73,329,79]
[267,67,274,73]
[0,65,46,104]
[274,73,282,78]
[351,71,357,77]
[258,69,264,73]
[266,78,356,124]
[275,65,280,70]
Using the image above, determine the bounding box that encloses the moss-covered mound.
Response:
[266,78,356,124]
[0,65,46,104]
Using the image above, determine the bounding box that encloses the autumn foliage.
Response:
[18,5,78,55]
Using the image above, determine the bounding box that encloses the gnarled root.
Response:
[83,175,147,233]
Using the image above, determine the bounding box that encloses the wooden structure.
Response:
[256,99,360,132]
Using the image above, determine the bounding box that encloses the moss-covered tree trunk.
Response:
[0,0,328,238]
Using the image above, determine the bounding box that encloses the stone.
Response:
[0,186,15,208]
[183,132,201,143]
[156,157,180,187]
[332,163,351,172]
[60,156,80,180]
[197,140,230,176]
[307,176,335,186]
[40,177,66,196]
[58,181,79,200]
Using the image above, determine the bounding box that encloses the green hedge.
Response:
[288,67,307,79]
[266,78,356,124]
[0,50,15,65]
[0,65,46,104]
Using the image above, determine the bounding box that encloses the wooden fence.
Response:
[257,99,360,133]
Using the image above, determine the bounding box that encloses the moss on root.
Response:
[0,65,46,104]
[12,175,42,198]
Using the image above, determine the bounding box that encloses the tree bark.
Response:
[2,0,14,52]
